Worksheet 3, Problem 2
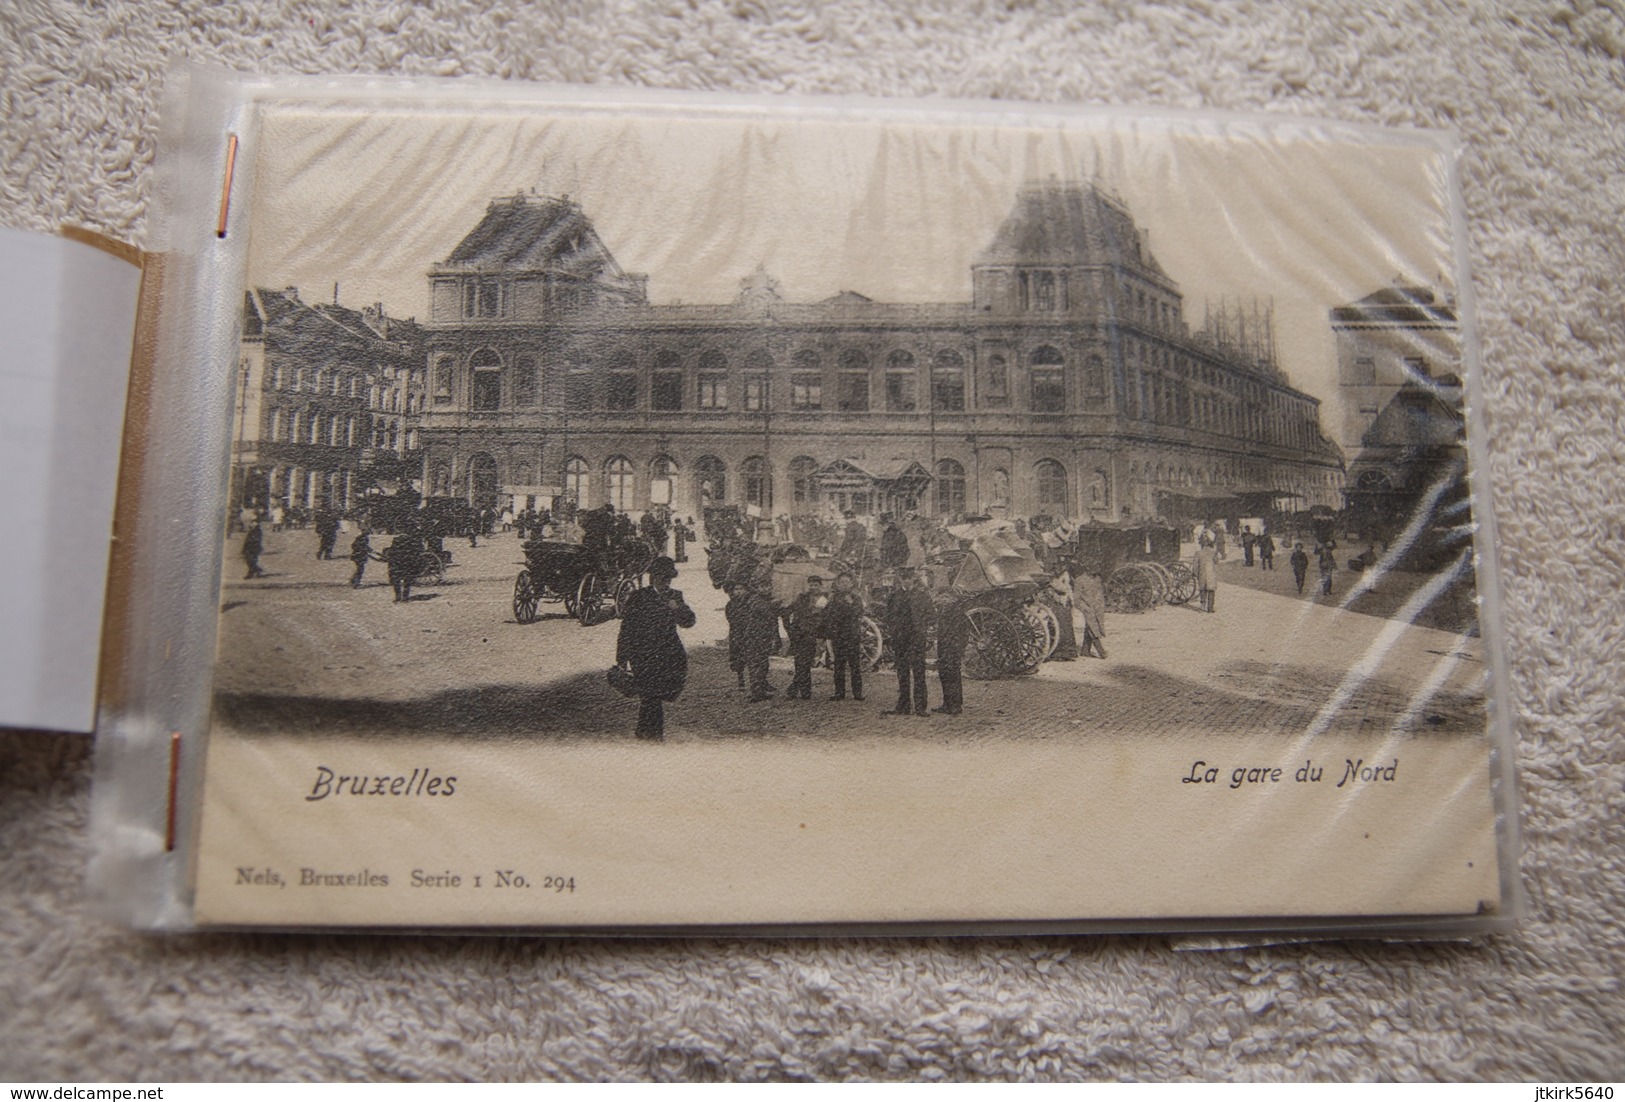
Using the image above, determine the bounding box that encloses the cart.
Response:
[512,540,610,627]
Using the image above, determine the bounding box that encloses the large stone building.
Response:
[416,181,1344,525]
[1331,284,1468,559]
[1331,283,1460,460]
[234,288,426,516]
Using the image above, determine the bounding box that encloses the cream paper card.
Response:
[190,96,1504,929]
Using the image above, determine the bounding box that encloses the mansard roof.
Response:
[436,193,634,283]
[975,180,1170,280]
[1331,285,1458,325]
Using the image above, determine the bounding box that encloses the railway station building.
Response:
[415,180,1345,526]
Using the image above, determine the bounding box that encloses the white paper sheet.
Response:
[0,228,139,733]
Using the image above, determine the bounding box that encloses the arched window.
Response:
[695,455,726,506]
[1030,346,1065,413]
[935,458,966,516]
[564,456,589,505]
[744,349,773,412]
[742,456,772,511]
[1035,459,1068,514]
[269,409,284,442]
[652,350,683,411]
[837,349,869,412]
[790,349,821,410]
[565,356,594,413]
[514,354,538,406]
[605,456,634,511]
[932,350,966,412]
[470,348,502,411]
[788,456,819,508]
[606,352,637,412]
[885,350,916,412]
[696,349,728,410]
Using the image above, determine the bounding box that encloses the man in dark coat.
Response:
[1241,525,1257,567]
[1258,529,1276,571]
[615,557,696,740]
[739,573,781,702]
[241,520,267,579]
[385,532,425,603]
[1290,541,1311,594]
[781,575,828,700]
[348,530,372,588]
[723,582,746,688]
[673,519,689,563]
[837,511,867,565]
[932,591,969,715]
[824,571,865,701]
[879,516,909,571]
[885,567,935,716]
[315,510,340,560]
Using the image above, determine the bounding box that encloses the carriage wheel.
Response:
[1105,565,1158,614]
[421,552,447,586]
[562,583,579,618]
[1140,561,1173,605]
[575,573,605,627]
[1165,561,1199,606]
[859,615,886,671]
[513,571,539,624]
[1026,603,1061,663]
[613,575,640,619]
[964,607,1024,680]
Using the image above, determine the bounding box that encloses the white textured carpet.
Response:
[3,0,1623,1082]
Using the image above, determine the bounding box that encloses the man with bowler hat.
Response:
[615,556,696,740]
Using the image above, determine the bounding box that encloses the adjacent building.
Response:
[234,288,426,516]
[410,180,1346,525]
[1332,284,1469,559]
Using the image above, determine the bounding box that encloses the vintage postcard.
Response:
[190,93,1505,929]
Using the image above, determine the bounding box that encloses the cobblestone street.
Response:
[215,527,1487,746]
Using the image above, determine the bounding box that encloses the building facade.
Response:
[416,182,1345,525]
[234,288,426,516]
[1331,283,1460,461]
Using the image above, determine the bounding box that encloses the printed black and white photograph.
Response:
[192,99,1503,928]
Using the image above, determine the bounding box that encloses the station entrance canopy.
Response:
[813,458,932,518]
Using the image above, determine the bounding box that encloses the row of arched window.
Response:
[442,453,1079,515]
[434,345,1090,415]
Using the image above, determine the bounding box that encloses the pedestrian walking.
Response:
[825,572,865,701]
[348,530,371,587]
[241,520,268,579]
[1194,531,1219,613]
[385,531,425,603]
[1318,545,1337,596]
[1071,567,1108,659]
[1241,526,1256,567]
[614,557,695,740]
[673,519,688,563]
[1258,530,1276,571]
[933,592,968,715]
[1290,542,1310,594]
[885,567,935,716]
[781,576,827,700]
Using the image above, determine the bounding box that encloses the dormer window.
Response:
[464,279,502,319]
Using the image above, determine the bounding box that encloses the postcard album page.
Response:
[169,85,1514,932]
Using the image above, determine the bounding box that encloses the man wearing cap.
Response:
[825,571,866,701]
[885,567,936,716]
[615,556,696,740]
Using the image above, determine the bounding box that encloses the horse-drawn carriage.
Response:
[511,535,656,627]
[1064,523,1197,613]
